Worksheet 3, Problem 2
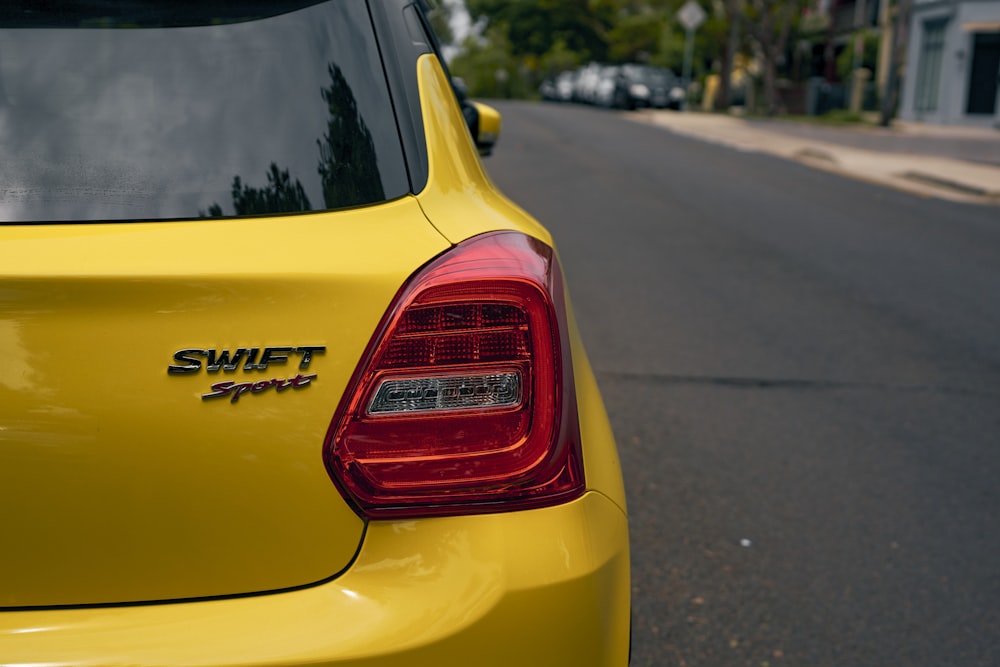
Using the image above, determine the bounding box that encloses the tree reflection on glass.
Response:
[203,163,312,217]
[203,62,384,217]
[317,63,385,208]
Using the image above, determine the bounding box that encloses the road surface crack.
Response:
[596,370,1000,399]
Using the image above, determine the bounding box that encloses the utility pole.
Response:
[717,0,742,110]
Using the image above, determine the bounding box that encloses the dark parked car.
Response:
[614,64,687,110]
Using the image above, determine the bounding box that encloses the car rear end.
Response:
[0,1,630,665]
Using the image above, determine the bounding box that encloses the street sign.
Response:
[677,0,706,90]
[677,0,707,32]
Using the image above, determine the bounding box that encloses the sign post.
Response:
[677,1,706,89]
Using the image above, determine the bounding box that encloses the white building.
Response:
[900,0,1000,127]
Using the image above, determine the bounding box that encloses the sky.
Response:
[443,0,473,61]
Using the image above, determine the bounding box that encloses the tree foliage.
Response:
[606,12,662,63]
[540,37,586,79]
[740,0,810,114]
[450,0,815,113]
[465,0,614,61]
[449,25,532,98]
[836,29,880,82]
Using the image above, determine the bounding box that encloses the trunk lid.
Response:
[0,204,449,607]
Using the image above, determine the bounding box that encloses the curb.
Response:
[897,172,1000,199]
[794,148,838,164]
[630,111,1000,206]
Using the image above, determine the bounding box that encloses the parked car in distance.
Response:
[593,65,623,108]
[574,62,604,104]
[555,69,578,102]
[543,62,687,112]
[618,64,687,110]
[540,70,578,103]
[0,1,631,666]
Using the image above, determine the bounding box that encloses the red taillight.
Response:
[324,231,584,519]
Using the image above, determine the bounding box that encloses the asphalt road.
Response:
[482,101,1000,667]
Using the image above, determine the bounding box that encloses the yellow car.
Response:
[0,1,630,665]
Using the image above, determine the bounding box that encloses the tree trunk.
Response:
[825,0,839,81]
[715,5,740,111]
[762,51,779,115]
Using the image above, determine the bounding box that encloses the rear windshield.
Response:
[0,1,410,223]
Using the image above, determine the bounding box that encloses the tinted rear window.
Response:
[0,0,409,223]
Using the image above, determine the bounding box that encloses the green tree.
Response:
[713,0,747,110]
[449,25,530,98]
[540,37,585,78]
[741,0,809,115]
[453,0,747,99]
[836,29,879,82]
[606,12,663,63]
[465,0,613,61]
[649,19,685,72]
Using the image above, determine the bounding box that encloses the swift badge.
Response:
[168,346,326,403]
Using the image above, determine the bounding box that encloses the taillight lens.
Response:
[324,231,584,518]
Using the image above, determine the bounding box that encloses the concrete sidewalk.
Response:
[630,110,1000,205]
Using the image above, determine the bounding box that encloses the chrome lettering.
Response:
[205,348,248,372]
[296,345,327,369]
[169,346,326,375]
[254,347,294,371]
[242,348,261,371]
[202,374,317,403]
[168,349,207,375]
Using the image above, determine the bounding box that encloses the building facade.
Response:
[900,0,1000,127]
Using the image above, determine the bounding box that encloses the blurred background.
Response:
[430,0,1000,128]
[425,2,1000,667]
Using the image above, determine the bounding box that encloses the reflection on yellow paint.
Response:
[0,319,33,392]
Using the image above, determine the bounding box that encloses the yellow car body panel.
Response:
[567,305,629,513]
[0,45,628,667]
[413,55,550,247]
[0,201,450,606]
[0,492,629,667]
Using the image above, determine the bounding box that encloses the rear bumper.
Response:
[0,492,629,667]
